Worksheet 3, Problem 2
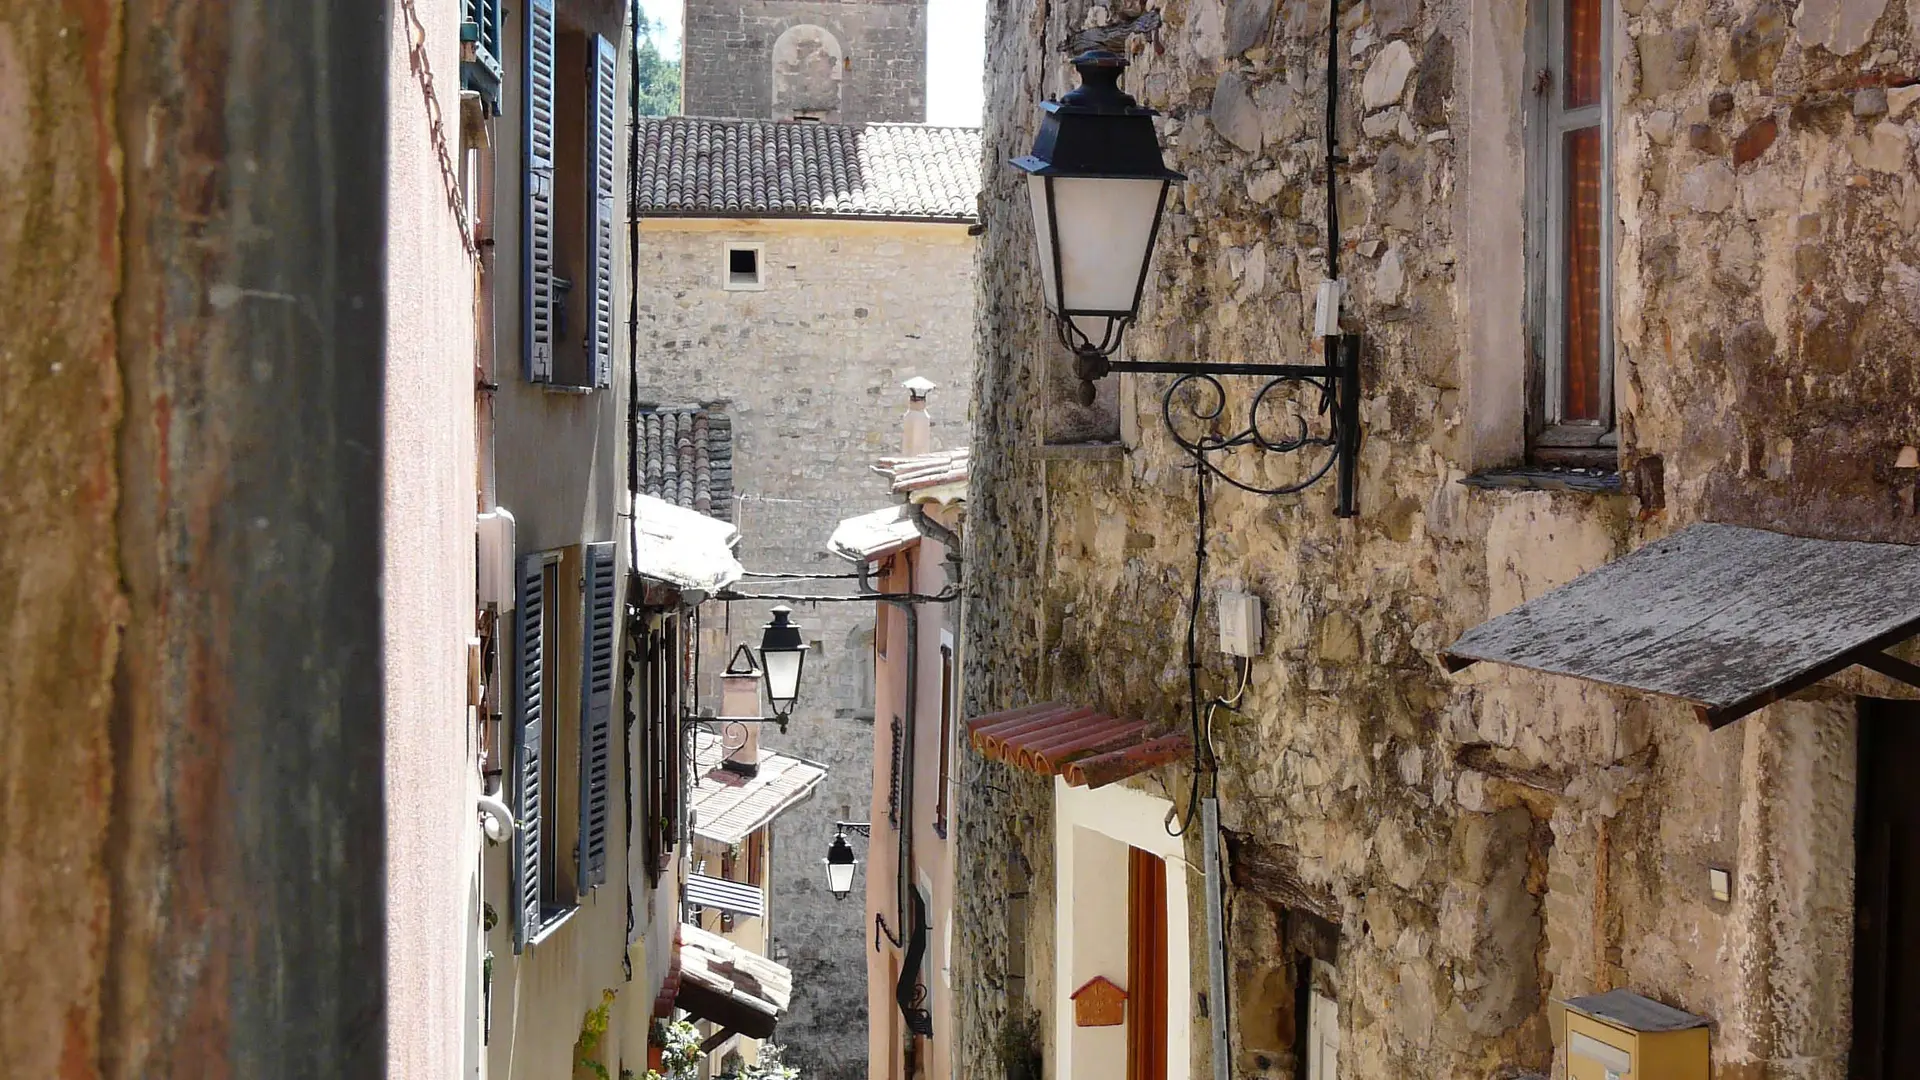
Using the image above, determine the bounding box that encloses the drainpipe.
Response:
[860,556,933,1035]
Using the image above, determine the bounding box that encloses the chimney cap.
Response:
[903,376,937,401]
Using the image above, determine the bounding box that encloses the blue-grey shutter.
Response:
[523,0,557,382]
[586,35,618,390]
[461,0,504,102]
[578,542,617,891]
[511,556,545,951]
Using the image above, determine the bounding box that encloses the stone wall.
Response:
[960,0,1920,1074]
[682,0,928,122]
[633,217,977,1079]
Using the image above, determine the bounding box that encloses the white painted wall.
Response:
[1053,778,1191,1080]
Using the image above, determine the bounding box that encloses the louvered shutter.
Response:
[523,0,557,383]
[511,556,545,951]
[578,542,617,892]
[586,35,618,390]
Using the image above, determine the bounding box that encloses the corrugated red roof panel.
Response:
[967,702,1190,789]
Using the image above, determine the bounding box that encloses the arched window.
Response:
[771,24,844,122]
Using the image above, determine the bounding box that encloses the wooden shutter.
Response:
[577,542,616,892]
[511,556,546,950]
[585,34,618,389]
[523,0,557,382]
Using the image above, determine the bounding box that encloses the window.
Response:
[1527,0,1614,460]
[512,549,584,949]
[523,0,616,389]
[934,638,954,838]
[724,243,765,290]
[461,0,504,106]
[639,611,685,880]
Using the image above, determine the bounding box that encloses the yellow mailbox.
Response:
[1553,990,1709,1080]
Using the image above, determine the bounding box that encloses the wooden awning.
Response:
[674,923,793,1040]
[968,702,1191,788]
[1442,523,1920,728]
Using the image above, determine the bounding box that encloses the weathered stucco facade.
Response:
[635,214,978,1078]
[958,0,1920,1074]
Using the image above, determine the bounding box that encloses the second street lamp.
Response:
[757,605,809,723]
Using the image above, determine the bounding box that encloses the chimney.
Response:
[721,723,760,777]
[902,377,936,456]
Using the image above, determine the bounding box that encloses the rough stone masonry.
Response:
[958,0,1920,1073]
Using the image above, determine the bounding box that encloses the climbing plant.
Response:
[575,989,618,1080]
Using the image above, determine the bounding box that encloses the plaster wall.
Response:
[384,2,484,1076]
[957,0,1920,1074]
[864,522,963,1080]
[483,5,654,1078]
[635,216,976,1080]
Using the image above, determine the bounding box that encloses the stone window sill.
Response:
[1459,466,1624,495]
[1035,441,1127,462]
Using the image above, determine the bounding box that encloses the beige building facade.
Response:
[957,0,1920,1078]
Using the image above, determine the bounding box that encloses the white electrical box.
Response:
[477,507,517,612]
[1313,279,1346,338]
[1218,589,1263,658]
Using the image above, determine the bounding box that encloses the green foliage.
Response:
[720,1043,801,1079]
[647,1019,701,1080]
[996,1006,1044,1080]
[576,988,619,1080]
[633,3,682,117]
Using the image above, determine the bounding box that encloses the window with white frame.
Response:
[723,242,766,290]
[1527,0,1614,460]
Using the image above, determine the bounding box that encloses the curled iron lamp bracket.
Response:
[1074,334,1363,516]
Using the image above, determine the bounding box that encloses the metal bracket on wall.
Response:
[1073,333,1364,515]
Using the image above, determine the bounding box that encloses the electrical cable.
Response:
[1168,460,1212,837]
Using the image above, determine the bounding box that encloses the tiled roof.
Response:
[630,494,743,594]
[677,922,793,1038]
[968,702,1192,789]
[691,732,828,846]
[875,447,969,497]
[634,118,983,222]
[828,504,923,562]
[638,406,732,519]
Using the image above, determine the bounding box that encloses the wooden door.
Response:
[1851,699,1920,1078]
[1128,847,1168,1080]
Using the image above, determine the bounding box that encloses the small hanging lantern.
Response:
[824,832,859,900]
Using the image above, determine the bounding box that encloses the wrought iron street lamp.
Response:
[823,822,870,901]
[1013,49,1362,515]
[757,605,809,720]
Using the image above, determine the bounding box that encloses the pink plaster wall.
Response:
[866,513,962,1080]
[383,0,482,1075]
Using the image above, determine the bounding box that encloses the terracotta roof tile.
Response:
[967,702,1192,789]
[638,405,732,520]
[875,447,969,495]
[634,118,982,222]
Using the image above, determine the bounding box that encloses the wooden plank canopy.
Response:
[1442,523,1920,728]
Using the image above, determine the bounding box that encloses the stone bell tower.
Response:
[679,0,929,124]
